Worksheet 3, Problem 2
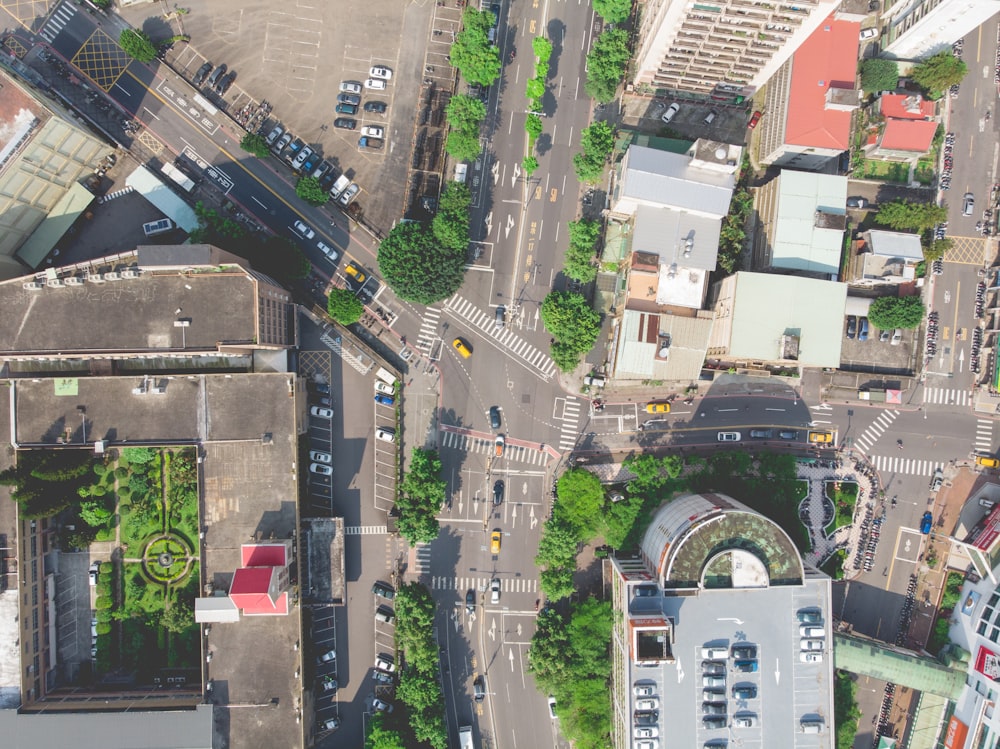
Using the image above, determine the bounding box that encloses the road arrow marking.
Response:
[492,161,500,185]
[505,214,515,239]
[508,648,515,671]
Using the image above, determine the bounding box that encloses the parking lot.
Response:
[311,604,341,736]
[133,0,446,233]
[840,314,918,373]
[53,553,99,674]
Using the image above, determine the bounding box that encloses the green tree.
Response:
[584,29,630,103]
[593,0,632,23]
[867,296,926,329]
[859,58,899,94]
[295,176,329,206]
[161,601,194,633]
[540,565,576,601]
[526,77,545,105]
[602,495,643,548]
[445,95,487,162]
[555,468,605,539]
[834,671,861,749]
[541,291,602,371]
[525,113,544,141]
[581,120,615,156]
[450,8,502,86]
[536,517,579,570]
[432,182,472,252]
[79,498,113,527]
[396,448,447,544]
[528,607,572,689]
[119,29,157,63]
[533,36,554,63]
[564,219,601,283]
[366,713,405,749]
[327,288,363,325]
[925,237,952,261]
[239,132,271,158]
[378,222,467,305]
[522,155,539,177]
[573,150,605,184]
[875,199,948,231]
[911,51,968,97]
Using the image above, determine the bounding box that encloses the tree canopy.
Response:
[378,221,466,305]
[875,199,948,231]
[867,296,926,330]
[119,29,157,63]
[584,29,629,103]
[450,8,502,86]
[564,219,601,283]
[592,0,631,23]
[393,583,447,749]
[573,121,615,183]
[396,448,446,544]
[327,288,363,325]
[445,94,486,162]
[431,182,472,254]
[240,132,270,158]
[911,51,968,97]
[541,291,602,372]
[555,468,605,539]
[859,58,899,94]
[295,176,329,206]
[366,713,405,749]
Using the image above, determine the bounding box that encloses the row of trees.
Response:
[189,202,311,283]
[394,583,448,748]
[377,182,472,305]
[717,154,753,274]
[860,52,967,99]
[573,121,614,184]
[522,36,554,178]
[450,8,502,88]
[541,291,602,373]
[584,28,629,104]
[528,598,613,749]
[564,219,601,283]
[867,296,926,330]
[445,95,487,164]
[395,448,447,544]
[874,199,951,260]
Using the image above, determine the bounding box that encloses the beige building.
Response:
[632,0,842,96]
[0,68,111,277]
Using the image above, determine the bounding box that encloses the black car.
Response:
[465,589,475,613]
[473,675,485,702]
[336,103,358,115]
[364,100,387,114]
[315,382,330,395]
[732,643,757,659]
[337,93,361,106]
[489,406,501,429]
[334,118,357,130]
[193,62,213,86]
[778,430,798,440]
[216,69,237,95]
[372,581,395,600]
[846,196,868,209]
[206,63,226,88]
[490,2,501,25]
[493,480,504,505]
[749,429,772,439]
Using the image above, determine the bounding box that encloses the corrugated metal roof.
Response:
[126,166,199,232]
[633,203,721,272]
[620,146,735,219]
[868,230,924,261]
[771,171,848,275]
[15,182,95,269]
[832,633,967,699]
[729,272,847,368]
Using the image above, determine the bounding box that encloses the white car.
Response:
[374,381,394,395]
[339,81,362,94]
[373,699,393,713]
[321,718,340,731]
[292,146,312,169]
[339,183,360,206]
[891,328,902,346]
[635,698,659,711]
[800,651,823,663]
[265,125,283,145]
[859,27,879,40]
[490,578,501,604]
[365,78,387,91]
[294,220,315,239]
[369,66,393,80]
[633,727,659,739]
[310,406,333,419]
[310,463,332,476]
[310,450,332,464]
[718,431,741,442]
[375,654,396,672]
[633,684,655,697]
[88,562,100,586]
[635,741,658,749]
[361,125,384,139]
[661,102,680,124]
[800,638,824,651]
[317,649,337,664]
[317,242,339,262]
[375,427,396,443]
[733,714,757,728]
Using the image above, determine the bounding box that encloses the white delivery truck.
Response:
[329,174,351,201]
[376,367,398,387]
[458,726,474,749]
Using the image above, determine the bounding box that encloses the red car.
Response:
[748,110,763,129]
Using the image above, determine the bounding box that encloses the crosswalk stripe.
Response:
[439,430,549,465]
[854,410,900,453]
[431,576,538,592]
[343,525,388,535]
[871,455,940,476]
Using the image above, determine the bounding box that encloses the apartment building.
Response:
[879,0,999,60]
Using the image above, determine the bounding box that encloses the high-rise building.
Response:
[632,0,843,97]
[878,0,999,60]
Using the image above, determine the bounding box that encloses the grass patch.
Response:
[914,160,936,186]
[825,481,859,534]
[858,159,910,184]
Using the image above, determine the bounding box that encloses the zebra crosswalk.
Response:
[975,418,994,453]
[39,2,76,44]
[431,575,539,594]
[445,296,556,380]
[439,430,550,466]
[558,397,582,451]
[853,409,900,453]
[343,525,388,535]
[924,387,971,407]
[416,306,442,354]
[870,455,943,477]
[412,543,432,574]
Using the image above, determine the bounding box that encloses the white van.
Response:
[701,647,728,659]
[801,721,824,734]
[799,625,825,638]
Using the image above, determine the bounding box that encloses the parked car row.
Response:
[193,61,237,96]
[263,124,362,209]
[337,77,390,150]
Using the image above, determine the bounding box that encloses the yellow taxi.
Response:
[453,337,472,358]
[976,455,1000,468]
[344,262,366,285]
[645,401,671,414]
[807,431,833,443]
[490,530,501,554]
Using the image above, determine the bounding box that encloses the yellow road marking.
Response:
[529,19,536,33]
[534,186,542,200]
[549,188,558,202]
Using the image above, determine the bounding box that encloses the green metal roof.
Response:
[15,181,96,269]
[833,633,967,700]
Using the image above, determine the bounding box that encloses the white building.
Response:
[879,0,1000,60]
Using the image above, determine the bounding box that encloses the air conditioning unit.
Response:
[121,269,140,279]
[22,282,44,290]
[46,278,63,288]
[64,276,84,286]
[103,272,121,281]
[86,273,105,283]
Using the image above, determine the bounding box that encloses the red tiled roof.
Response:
[231,566,273,594]
[879,119,937,152]
[879,93,935,120]
[784,16,860,150]
[230,567,288,615]
[241,543,287,568]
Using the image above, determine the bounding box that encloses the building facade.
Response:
[879,0,1000,60]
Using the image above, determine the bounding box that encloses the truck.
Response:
[458,725,474,749]
[454,162,468,183]
[358,137,384,150]
[329,174,351,201]
[376,367,398,387]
